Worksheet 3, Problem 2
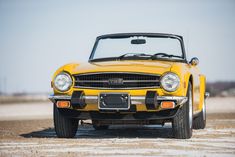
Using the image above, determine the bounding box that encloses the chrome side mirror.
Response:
[205,92,210,99]
[190,57,199,66]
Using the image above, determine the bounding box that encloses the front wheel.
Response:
[172,83,193,139]
[54,104,78,138]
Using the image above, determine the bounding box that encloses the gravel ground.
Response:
[0,97,235,157]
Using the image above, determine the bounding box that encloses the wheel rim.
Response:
[189,89,193,129]
[202,100,206,121]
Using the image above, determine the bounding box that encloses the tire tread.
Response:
[172,83,192,139]
[54,104,78,138]
[193,111,206,129]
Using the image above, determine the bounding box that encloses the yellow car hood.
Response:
[69,60,173,75]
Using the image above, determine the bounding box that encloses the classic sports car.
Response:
[49,33,209,139]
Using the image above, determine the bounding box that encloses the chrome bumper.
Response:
[49,95,188,106]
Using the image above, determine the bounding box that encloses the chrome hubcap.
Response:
[202,101,206,121]
[189,89,193,129]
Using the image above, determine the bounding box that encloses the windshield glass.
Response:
[90,36,184,61]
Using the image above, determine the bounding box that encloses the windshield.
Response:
[90,36,184,61]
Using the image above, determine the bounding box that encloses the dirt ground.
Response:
[0,98,235,157]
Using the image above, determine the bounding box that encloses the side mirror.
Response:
[190,57,199,66]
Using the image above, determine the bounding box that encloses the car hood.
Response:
[67,60,174,75]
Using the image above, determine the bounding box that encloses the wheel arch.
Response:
[184,73,194,97]
[198,74,206,112]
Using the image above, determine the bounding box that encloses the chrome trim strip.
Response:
[129,96,188,105]
[73,72,160,77]
[73,72,160,89]
[49,95,187,106]
[48,95,71,103]
[75,80,160,83]
[157,96,188,106]
[73,86,160,90]
[84,96,98,104]
[130,96,145,104]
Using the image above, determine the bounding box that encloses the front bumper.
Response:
[49,94,187,111]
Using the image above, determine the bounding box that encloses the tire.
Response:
[53,104,78,138]
[193,99,206,129]
[172,83,193,139]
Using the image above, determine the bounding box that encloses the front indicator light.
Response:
[56,101,70,108]
[161,101,175,109]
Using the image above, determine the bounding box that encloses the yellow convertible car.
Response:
[49,33,209,139]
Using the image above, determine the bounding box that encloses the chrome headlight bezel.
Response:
[160,72,180,92]
[53,72,73,92]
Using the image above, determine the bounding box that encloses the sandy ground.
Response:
[0,102,52,121]
[0,97,235,157]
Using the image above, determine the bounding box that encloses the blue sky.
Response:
[0,0,235,93]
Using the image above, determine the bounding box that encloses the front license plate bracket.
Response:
[98,93,130,110]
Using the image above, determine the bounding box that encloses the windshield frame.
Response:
[89,33,187,62]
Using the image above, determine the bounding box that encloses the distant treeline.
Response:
[207,81,235,97]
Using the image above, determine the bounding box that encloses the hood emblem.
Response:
[108,78,123,85]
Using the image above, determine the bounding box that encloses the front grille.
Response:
[73,72,160,89]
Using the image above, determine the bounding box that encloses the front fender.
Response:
[170,63,192,97]
[198,74,206,111]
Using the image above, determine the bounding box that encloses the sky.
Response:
[0,0,235,93]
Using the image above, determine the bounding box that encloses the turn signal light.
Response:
[56,101,70,108]
[161,101,175,109]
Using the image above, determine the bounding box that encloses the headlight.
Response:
[160,72,180,92]
[54,72,72,92]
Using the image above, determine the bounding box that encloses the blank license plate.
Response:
[98,93,130,110]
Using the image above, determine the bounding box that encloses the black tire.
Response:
[93,125,109,130]
[193,99,206,129]
[53,104,78,138]
[172,83,193,139]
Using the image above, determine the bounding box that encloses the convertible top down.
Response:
[49,33,208,139]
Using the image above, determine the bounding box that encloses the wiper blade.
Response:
[89,57,117,62]
[90,53,183,62]
[151,53,182,59]
[118,53,152,60]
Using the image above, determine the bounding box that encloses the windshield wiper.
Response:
[151,53,182,60]
[118,53,152,60]
[90,52,183,62]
